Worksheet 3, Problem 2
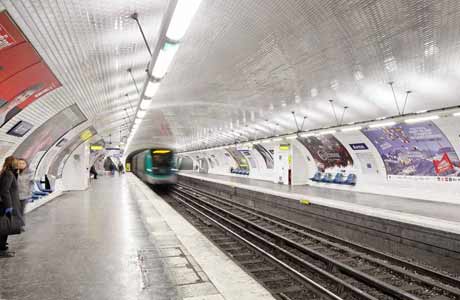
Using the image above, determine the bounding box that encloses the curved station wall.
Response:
[179,114,460,203]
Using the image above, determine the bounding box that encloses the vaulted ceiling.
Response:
[2,0,460,156]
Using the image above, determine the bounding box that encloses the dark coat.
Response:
[0,170,22,221]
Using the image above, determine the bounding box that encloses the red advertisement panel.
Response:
[0,61,61,126]
[0,42,41,82]
[434,153,454,175]
[0,10,61,127]
[0,11,25,51]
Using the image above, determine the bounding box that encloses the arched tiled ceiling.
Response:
[129,0,460,153]
[0,0,169,158]
[2,1,460,157]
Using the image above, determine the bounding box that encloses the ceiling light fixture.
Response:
[144,81,160,98]
[137,110,147,118]
[369,121,396,128]
[286,135,297,140]
[272,137,282,142]
[151,42,179,79]
[140,99,152,110]
[453,112,460,117]
[404,115,439,124]
[300,132,315,137]
[317,130,336,135]
[166,0,202,41]
[341,126,362,132]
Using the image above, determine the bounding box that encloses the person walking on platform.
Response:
[109,163,115,176]
[17,158,33,223]
[0,156,24,257]
[117,162,124,175]
[90,165,98,180]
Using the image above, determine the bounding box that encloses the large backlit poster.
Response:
[254,144,274,169]
[225,147,249,170]
[48,126,97,178]
[361,121,460,177]
[297,135,354,173]
[0,10,61,127]
[13,104,87,170]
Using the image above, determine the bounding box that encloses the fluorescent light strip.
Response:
[369,121,396,128]
[166,0,203,41]
[137,110,147,118]
[140,99,152,110]
[317,130,336,135]
[341,126,362,132]
[272,137,282,142]
[286,135,297,140]
[151,43,179,79]
[404,115,439,124]
[144,81,160,98]
[452,112,460,117]
[300,132,315,137]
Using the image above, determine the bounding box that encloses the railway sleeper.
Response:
[270,285,305,295]
[260,275,291,284]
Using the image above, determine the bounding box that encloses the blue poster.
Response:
[361,121,460,176]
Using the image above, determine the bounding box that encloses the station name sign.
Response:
[349,143,368,151]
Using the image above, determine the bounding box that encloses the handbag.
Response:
[0,214,23,236]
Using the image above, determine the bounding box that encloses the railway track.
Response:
[159,183,460,300]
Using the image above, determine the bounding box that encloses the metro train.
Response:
[131,149,177,185]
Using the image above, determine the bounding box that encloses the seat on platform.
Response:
[332,173,344,184]
[310,171,322,182]
[342,174,357,185]
[320,173,333,183]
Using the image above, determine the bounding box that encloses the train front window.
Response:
[151,150,173,170]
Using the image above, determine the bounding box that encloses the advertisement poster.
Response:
[48,126,97,178]
[225,147,249,170]
[240,149,257,168]
[254,144,274,169]
[297,135,354,173]
[13,104,87,170]
[0,10,61,127]
[361,121,460,177]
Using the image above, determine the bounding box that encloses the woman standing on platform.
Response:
[0,156,23,257]
[17,158,33,222]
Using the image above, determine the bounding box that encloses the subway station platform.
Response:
[0,174,274,300]
[179,171,460,235]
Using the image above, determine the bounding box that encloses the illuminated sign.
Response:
[153,149,171,154]
[279,144,290,151]
[349,143,368,151]
[90,145,104,151]
[80,129,93,141]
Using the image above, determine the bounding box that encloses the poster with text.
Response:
[13,104,87,171]
[361,121,460,177]
[48,126,97,178]
[253,144,274,169]
[297,135,354,173]
[0,10,61,127]
[225,147,249,170]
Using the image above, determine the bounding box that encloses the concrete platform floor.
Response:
[0,175,274,300]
